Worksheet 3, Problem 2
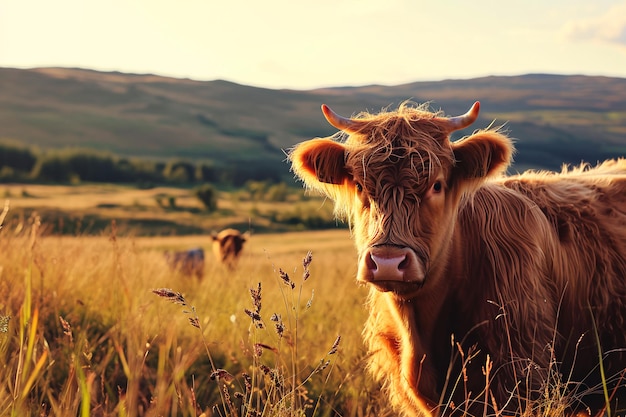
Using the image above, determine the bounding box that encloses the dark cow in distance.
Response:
[289,101,626,416]
[212,228,249,269]
[164,248,205,280]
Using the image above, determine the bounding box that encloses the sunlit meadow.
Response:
[0,199,618,417]
[0,209,393,416]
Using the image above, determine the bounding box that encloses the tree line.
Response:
[0,141,287,186]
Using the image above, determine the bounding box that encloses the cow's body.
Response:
[165,248,205,280]
[289,101,626,416]
[212,228,249,269]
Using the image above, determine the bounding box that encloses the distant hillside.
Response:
[1,67,626,176]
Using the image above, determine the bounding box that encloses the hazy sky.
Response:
[2,0,626,90]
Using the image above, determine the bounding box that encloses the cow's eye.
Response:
[355,182,363,193]
[431,181,443,193]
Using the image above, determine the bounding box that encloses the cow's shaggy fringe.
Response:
[153,251,343,417]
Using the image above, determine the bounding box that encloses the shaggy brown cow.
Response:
[289,101,626,416]
[212,228,249,269]
[164,248,205,280]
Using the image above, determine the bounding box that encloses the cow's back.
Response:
[449,161,626,411]
[501,161,626,312]
[498,161,626,400]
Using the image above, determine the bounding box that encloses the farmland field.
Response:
[0,201,397,416]
[5,68,626,417]
[1,183,613,416]
[0,182,340,236]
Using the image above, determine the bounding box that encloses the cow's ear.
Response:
[451,130,513,183]
[290,138,349,187]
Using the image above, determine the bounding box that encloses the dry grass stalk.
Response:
[0,218,386,416]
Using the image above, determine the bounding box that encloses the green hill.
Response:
[1,67,626,176]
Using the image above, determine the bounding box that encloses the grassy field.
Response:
[0,182,391,416]
[1,183,617,416]
[0,182,339,236]
[0,207,397,416]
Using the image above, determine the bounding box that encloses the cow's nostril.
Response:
[398,255,409,270]
[366,252,378,271]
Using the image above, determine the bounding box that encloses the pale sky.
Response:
[1,0,626,90]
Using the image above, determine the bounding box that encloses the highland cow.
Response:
[212,228,249,269]
[289,101,626,416]
[164,248,205,280]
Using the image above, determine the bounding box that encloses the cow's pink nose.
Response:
[359,246,425,283]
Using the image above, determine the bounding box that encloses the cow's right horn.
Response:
[321,104,366,133]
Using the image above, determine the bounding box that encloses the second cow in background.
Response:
[212,228,249,270]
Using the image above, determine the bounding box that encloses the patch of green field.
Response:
[0,183,342,236]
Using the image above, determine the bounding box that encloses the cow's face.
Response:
[290,102,512,299]
[212,229,249,268]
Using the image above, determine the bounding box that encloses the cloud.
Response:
[561,2,626,48]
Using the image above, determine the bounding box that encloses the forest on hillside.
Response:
[0,141,284,186]
[1,68,626,181]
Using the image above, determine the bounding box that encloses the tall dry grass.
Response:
[2,211,615,417]
[0,213,390,416]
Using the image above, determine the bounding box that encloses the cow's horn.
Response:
[447,101,480,131]
[321,104,365,133]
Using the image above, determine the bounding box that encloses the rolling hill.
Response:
[1,67,626,176]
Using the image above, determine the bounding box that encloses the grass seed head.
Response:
[260,364,271,375]
[275,321,285,338]
[0,315,10,333]
[302,251,313,281]
[270,313,285,337]
[249,282,262,313]
[279,268,295,289]
[59,316,73,342]
[317,359,331,373]
[306,289,314,309]
[244,308,264,329]
[254,343,278,356]
[242,372,252,392]
[209,369,235,383]
[328,335,341,355]
[152,288,186,306]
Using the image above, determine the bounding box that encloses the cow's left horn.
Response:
[447,101,480,131]
[321,104,365,133]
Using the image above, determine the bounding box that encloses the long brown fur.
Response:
[289,101,626,416]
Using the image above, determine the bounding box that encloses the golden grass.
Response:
[0,183,338,236]
[0,214,392,416]
[1,194,610,416]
